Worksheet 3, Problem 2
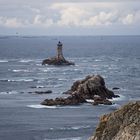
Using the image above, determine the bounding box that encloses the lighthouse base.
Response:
[42,57,75,66]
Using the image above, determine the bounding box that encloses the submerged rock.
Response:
[28,90,52,94]
[112,87,120,90]
[30,86,45,89]
[41,75,119,106]
[90,101,140,140]
[42,41,75,66]
[34,90,52,94]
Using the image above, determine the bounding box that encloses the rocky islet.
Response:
[41,75,119,106]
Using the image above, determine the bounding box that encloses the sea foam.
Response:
[109,94,126,101]
[0,60,8,63]
[19,59,33,63]
[0,91,18,95]
[0,79,36,82]
[86,99,94,103]
[13,69,30,72]
[27,104,81,109]
[27,104,57,109]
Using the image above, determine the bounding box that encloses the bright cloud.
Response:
[0,17,27,28]
[0,1,140,35]
[56,6,89,26]
[122,14,134,25]
[0,3,140,28]
[33,14,54,27]
[49,3,139,27]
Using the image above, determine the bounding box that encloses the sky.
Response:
[0,0,140,35]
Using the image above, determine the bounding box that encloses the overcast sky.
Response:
[0,0,140,35]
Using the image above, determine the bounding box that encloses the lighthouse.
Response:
[42,41,74,65]
[57,41,65,60]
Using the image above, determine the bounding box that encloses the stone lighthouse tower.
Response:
[57,41,65,60]
[42,41,75,65]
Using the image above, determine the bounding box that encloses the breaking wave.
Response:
[27,104,81,109]
[0,91,18,95]
[0,78,37,82]
[19,59,33,63]
[0,60,8,63]
[109,94,126,101]
[12,69,30,72]
[27,104,57,109]
[59,125,90,130]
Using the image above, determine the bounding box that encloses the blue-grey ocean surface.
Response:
[0,36,140,140]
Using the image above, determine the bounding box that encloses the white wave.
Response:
[94,59,102,62]
[0,91,18,95]
[42,69,49,72]
[30,85,45,89]
[39,68,56,72]
[74,69,80,71]
[58,78,67,81]
[20,79,35,82]
[109,94,126,101]
[0,79,35,82]
[0,60,8,63]
[19,59,33,63]
[75,64,79,67]
[27,104,57,109]
[8,91,18,94]
[0,92,9,95]
[13,69,29,72]
[36,85,45,88]
[37,81,42,84]
[27,104,81,109]
[10,79,34,82]
[86,99,94,103]
[36,64,42,66]
[53,84,63,88]
[71,125,90,130]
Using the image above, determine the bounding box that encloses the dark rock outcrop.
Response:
[30,86,45,89]
[28,90,52,94]
[65,75,119,99]
[41,75,119,106]
[34,90,52,94]
[112,87,120,90]
[42,41,75,66]
[42,57,74,66]
[89,101,140,140]
[41,94,86,106]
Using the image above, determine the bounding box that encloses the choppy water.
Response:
[0,36,140,140]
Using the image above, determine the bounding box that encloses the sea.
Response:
[0,35,140,140]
